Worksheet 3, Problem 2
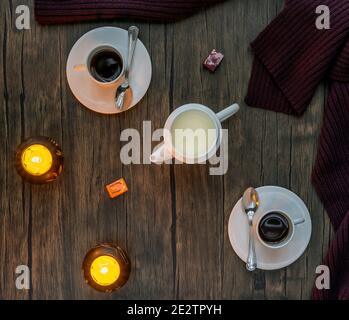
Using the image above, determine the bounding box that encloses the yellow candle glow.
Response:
[15,136,64,184]
[83,243,131,292]
[90,255,121,286]
[21,144,53,176]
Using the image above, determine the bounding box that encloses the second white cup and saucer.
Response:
[66,27,152,114]
[228,186,312,270]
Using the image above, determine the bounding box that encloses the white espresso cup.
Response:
[73,44,125,86]
[150,103,240,164]
[256,210,305,249]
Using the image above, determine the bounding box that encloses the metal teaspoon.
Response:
[115,26,139,110]
[242,187,260,271]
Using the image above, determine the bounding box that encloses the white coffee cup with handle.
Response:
[73,44,125,87]
[256,210,306,250]
[150,103,240,164]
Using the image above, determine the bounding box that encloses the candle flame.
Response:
[21,144,53,176]
[100,267,109,274]
[31,156,42,164]
[90,255,120,286]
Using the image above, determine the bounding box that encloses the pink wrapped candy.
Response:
[203,49,224,72]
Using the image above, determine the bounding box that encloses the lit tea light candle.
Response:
[83,243,131,292]
[15,136,64,184]
[21,144,53,176]
[90,255,121,286]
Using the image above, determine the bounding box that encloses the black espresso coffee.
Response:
[90,49,123,83]
[258,212,289,243]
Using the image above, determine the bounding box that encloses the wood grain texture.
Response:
[0,0,332,299]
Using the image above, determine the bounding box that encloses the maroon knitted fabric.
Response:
[34,0,224,24]
[245,0,349,300]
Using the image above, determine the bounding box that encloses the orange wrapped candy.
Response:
[106,178,128,199]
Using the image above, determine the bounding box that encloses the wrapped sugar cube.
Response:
[203,49,224,72]
[106,178,128,199]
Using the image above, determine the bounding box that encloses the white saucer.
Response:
[228,186,312,270]
[66,27,152,114]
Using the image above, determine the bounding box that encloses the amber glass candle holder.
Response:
[83,243,131,292]
[15,136,64,184]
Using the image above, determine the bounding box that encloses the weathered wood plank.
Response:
[115,22,174,300]
[0,0,30,300]
[168,8,227,298]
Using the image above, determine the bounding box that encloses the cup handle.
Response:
[150,142,172,164]
[293,217,306,225]
[73,64,87,72]
[216,103,240,122]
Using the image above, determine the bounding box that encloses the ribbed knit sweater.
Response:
[34,0,349,300]
[34,0,224,24]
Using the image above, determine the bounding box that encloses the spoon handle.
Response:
[246,213,257,271]
[125,26,139,82]
[116,26,139,110]
[116,91,126,109]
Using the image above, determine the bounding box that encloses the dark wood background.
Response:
[0,0,332,300]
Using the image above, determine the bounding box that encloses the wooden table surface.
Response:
[0,0,332,300]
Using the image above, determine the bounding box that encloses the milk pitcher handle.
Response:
[216,103,240,122]
[150,142,172,164]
